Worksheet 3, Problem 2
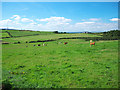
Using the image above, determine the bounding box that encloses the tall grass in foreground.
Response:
[2,39,118,88]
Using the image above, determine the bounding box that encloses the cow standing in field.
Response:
[18,41,20,44]
[43,43,47,46]
[38,44,40,46]
[59,42,62,44]
[64,42,68,45]
[43,43,45,46]
[90,42,95,47]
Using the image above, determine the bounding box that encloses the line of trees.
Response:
[103,30,120,37]
[85,30,120,41]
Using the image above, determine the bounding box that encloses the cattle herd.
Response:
[25,42,68,47]
[11,40,96,47]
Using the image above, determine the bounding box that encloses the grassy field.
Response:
[2,30,118,88]
[2,33,101,43]
[2,30,54,37]
[0,31,10,38]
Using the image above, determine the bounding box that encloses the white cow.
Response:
[43,43,47,46]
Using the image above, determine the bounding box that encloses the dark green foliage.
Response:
[85,30,120,41]
[5,31,13,37]
[14,65,25,69]
[58,32,67,34]
[2,42,9,44]
[2,79,13,90]
[29,41,37,43]
[13,41,21,44]
[103,30,120,37]
[53,31,58,33]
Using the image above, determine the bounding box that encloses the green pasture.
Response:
[2,33,118,88]
[2,32,101,43]
[2,30,53,37]
[1,32,10,38]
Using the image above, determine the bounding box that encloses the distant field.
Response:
[1,32,10,38]
[2,30,101,43]
[2,30,118,88]
[2,30,54,37]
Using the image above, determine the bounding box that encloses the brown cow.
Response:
[90,42,95,47]
[64,42,68,45]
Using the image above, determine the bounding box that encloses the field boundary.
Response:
[2,36,119,44]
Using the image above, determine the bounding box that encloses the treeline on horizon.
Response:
[54,30,120,41]
[87,30,120,41]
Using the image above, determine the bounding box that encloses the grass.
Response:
[2,30,118,88]
[2,30,54,37]
[1,32,10,38]
[2,32,101,43]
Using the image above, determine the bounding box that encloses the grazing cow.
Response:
[59,42,62,44]
[43,43,47,46]
[90,42,95,47]
[43,43,45,46]
[38,44,40,46]
[90,40,92,43]
[18,41,20,44]
[64,42,68,45]
[26,41,28,43]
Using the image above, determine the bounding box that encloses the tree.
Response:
[54,31,58,33]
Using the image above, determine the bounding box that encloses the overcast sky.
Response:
[0,2,119,32]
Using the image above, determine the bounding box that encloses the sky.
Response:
[0,2,119,32]
[1,0,119,2]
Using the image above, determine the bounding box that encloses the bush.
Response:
[2,79,13,90]
[53,31,58,34]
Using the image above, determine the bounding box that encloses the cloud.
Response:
[11,15,21,21]
[36,17,72,30]
[89,18,101,21]
[0,19,12,26]
[83,22,95,24]
[74,22,117,32]
[0,15,118,32]
[109,18,119,21]
[21,18,33,22]
[29,22,37,25]
[76,22,95,25]
[81,19,86,21]
[37,17,72,22]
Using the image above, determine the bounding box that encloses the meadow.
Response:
[2,30,118,88]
